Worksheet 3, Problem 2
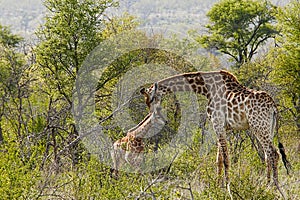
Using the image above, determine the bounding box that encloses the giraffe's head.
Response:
[140,82,161,112]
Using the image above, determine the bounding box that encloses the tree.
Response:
[34,0,144,172]
[272,0,300,131]
[0,24,24,143]
[0,24,22,48]
[0,25,42,199]
[35,0,118,169]
[35,0,117,105]
[197,0,278,67]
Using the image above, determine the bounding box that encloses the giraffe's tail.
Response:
[278,142,292,175]
[273,109,292,175]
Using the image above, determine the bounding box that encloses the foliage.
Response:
[33,0,121,170]
[0,24,42,199]
[35,0,118,103]
[0,24,23,47]
[197,0,278,67]
[272,0,300,131]
[0,140,41,199]
[0,0,299,199]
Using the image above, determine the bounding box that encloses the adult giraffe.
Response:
[140,70,291,189]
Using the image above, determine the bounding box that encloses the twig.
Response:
[177,182,194,200]
[55,95,140,158]
[135,176,165,200]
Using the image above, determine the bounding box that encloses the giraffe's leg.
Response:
[135,153,144,174]
[218,133,230,184]
[218,133,233,200]
[255,135,279,184]
[265,143,279,185]
[270,143,279,184]
[125,151,143,174]
[266,153,272,183]
[125,151,132,165]
[212,118,230,185]
[216,141,224,185]
[111,147,120,178]
[255,140,272,183]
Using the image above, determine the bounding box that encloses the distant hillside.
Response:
[0,0,291,39]
[0,0,45,38]
[108,0,219,33]
[113,0,291,32]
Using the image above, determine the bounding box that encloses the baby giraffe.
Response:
[111,102,165,178]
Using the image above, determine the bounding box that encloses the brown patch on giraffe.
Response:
[232,98,238,105]
[227,101,232,108]
[233,113,239,122]
[239,103,244,110]
[227,92,234,100]
[202,87,208,94]
[240,111,247,122]
[187,78,194,84]
[233,106,239,114]
[195,76,205,85]
[191,84,197,92]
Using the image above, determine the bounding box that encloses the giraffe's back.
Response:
[220,70,277,132]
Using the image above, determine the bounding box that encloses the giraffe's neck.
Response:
[127,111,164,139]
[156,71,226,99]
[127,112,152,132]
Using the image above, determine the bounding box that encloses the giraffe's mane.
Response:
[219,70,240,83]
[157,71,201,84]
[127,112,152,133]
[156,70,240,85]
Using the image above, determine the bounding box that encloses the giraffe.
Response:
[111,102,166,178]
[140,70,291,188]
